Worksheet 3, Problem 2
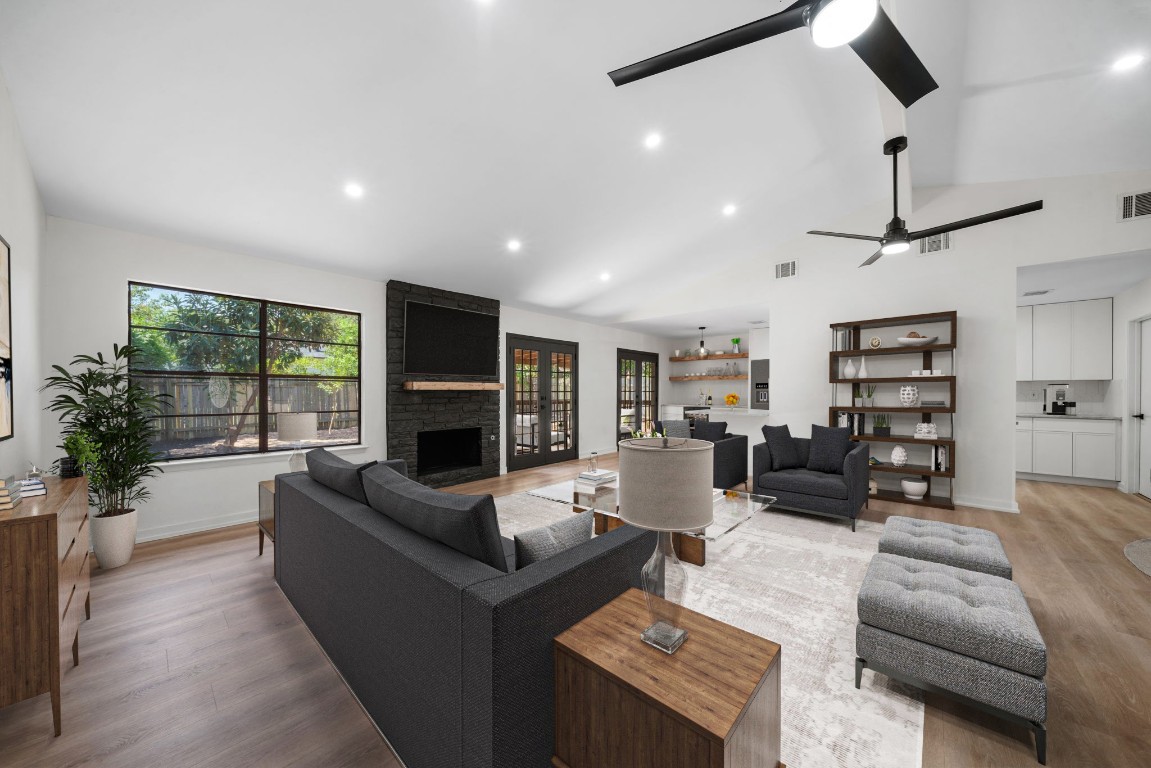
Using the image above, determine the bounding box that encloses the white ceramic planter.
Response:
[91,509,138,570]
[901,479,928,500]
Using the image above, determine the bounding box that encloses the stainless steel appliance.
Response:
[1044,383,1076,415]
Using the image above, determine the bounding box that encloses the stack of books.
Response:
[577,469,618,485]
[0,477,23,510]
[18,477,47,498]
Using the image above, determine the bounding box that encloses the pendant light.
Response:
[698,327,709,357]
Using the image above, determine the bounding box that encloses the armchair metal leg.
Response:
[851,518,857,532]
[855,657,865,689]
[1034,723,1047,765]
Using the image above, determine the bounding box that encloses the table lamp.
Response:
[278,412,318,472]
[618,437,714,654]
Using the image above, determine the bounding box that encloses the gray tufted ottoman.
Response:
[879,515,1013,579]
[855,554,1048,764]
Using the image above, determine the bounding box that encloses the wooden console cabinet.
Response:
[0,477,91,735]
[553,588,783,768]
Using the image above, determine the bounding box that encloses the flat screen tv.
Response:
[404,301,499,377]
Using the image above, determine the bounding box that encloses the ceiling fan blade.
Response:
[608,5,808,87]
[808,230,884,242]
[848,6,938,108]
[859,248,885,268]
[909,201,1044,242]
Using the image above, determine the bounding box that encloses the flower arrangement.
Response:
[724,392,740,407]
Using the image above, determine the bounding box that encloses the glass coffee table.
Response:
[528,479,775,567]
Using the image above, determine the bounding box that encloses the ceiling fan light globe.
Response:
[881,239,911,255]
[809,0,878,49]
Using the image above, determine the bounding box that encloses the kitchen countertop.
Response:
[1016,414,1123,421]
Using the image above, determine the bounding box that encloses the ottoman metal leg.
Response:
[855,657,865,689]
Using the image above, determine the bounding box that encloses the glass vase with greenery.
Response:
[43,344,168,517]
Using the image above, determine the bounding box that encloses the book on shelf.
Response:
[578,469,617,484]
[0,485,22,501]
[17,481,46,497]
[0,495,22,510]
[930,446,949,472]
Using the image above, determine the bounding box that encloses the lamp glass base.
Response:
[641,620,688,654]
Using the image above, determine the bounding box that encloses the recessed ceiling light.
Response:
[506,239,522,253]
[643,132,663,150]
[600,272,611,282]
[344,182,365,199]
[722,203,738,217]
[1113,53,1145,72]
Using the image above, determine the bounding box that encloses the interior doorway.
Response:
[617,349,659,441]
[1139,319,1151,500]
[506,334,578,471]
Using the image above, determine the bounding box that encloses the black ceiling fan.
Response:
[608,0,938,108]
[809,136,1044,267]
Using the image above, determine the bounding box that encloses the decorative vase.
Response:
[901,478,928,500]
[858,357,869,378]
[874,426,892,437]
[891,445,908,467]
[91,509,138,570]
[732,343,740,354]
[59,456,83,479]
[843,359,857,379]
[899,384,920,407]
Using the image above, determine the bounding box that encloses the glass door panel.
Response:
[618,349,659,439]
[507,335,578,471]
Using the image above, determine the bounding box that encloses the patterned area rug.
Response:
[494,493,924,768]
[1124,538,1151,577]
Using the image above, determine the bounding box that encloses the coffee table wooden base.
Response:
[593,511,707,566]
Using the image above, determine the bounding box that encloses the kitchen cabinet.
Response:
[1016,418,1033,472]
[1071,430,1119,481]
[1023,299,1113,381]
[1016,307,1033,381]
[1032,430,1074,476]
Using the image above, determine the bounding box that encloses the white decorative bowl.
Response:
[901,478,929,500]
[897,336,939,346]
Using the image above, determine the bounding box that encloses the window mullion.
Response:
[259,300,269,453]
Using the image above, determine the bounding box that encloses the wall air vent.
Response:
[918,232,953,254]
[774,260,797,279]
[1119,190,1151,221]
[1022,289,1052,297]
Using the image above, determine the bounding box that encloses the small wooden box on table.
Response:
[553,588,783,768]
[0,477,91,736]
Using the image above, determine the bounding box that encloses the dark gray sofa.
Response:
[655,420,749,490]
[274,463,654,768]
[753,437,870,531]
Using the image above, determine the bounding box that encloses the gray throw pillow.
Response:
[305,448,378,504]
[761,425,801,471]
[514,510,594,567]
[360,463,509,573]
[807,425,852,475]
[693,421,728,442]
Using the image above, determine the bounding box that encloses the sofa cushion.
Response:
[807,425,852,474]
[693,421,728,442]
[360,463,510,573]
[880,516,1013,580]
[514,510,594,567]
[305,448,377,504]
[657,419,691,438]
[761,424,801,471]
[757,468,849,500]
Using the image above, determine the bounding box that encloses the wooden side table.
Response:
[553,588,783,768]
[258,480,275,556]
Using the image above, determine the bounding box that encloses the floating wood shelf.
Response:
[669,352,749,362]
[669,375,748,382]
[403,381,504,391]
[868,463,955,479]
[872,488,955,510]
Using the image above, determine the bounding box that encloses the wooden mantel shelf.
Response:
[403,381,505,391]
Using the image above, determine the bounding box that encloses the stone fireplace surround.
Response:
[386,280,500,488]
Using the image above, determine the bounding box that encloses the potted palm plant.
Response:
[43,344,167,569]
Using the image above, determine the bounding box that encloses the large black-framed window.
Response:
[129,282,361,461]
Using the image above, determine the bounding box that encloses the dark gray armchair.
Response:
[752,437,869,531]
[657,420,749,490]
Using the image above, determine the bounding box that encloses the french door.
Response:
[617,350,659,441]
[507,335,578,471]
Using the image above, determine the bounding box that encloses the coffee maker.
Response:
[1044,383,1076,415]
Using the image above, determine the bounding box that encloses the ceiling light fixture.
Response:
[644,132,663,150]
[507,239,523,253]
[344,182,365,199]
[722,203,738,217]
[880,239,911,255]
[600,272,611,281]
[807,0,878,49]
[1113,53,1145,72]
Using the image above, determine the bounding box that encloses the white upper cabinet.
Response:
[1031,302,1073,380]
[1021,298,1113,381]
[1070,299,1113,380]
[1016,306,1033,381]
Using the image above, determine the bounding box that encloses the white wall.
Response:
[619,169,1151,513]
[0,67,46,473]
[499,306,668,468]
[41,217,386,541]
[1109,273,1151,493]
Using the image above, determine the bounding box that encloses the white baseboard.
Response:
[136,508,257,543]
[1015,472,1120,490]
[952,496,1020,514]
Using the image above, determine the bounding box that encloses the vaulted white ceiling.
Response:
[0,1,1148,334]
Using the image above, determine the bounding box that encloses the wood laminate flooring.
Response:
[1,459,1147,767]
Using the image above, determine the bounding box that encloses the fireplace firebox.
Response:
[417,427,482,477]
